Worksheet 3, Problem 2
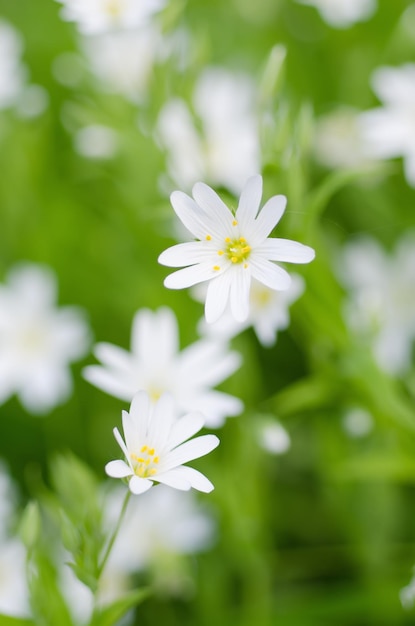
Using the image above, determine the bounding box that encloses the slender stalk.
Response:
[98,489,131,578]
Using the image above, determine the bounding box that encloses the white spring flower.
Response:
[358,64,415,186]
[196,274,305,347]
[105,390,219,495]
[0,264,90,413]
[158,175,315,325]
[84,307,243,428]
[82,26,161,102]
[56,0,166,35]
[156,67,260,195]
[340,234,415,374]
[296,0,376,28]
[0,21,27,110]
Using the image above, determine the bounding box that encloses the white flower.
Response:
[74,124,118,159]
[196,274,304,347]
[0,21,27,110]
[84,307,242,428]
[82,26,161,102]
[340,234,415,374]
[401,570,415,610]
[156,67,260,195]
[158,175,315,325]
[105,391,219,495]
[313,107,372,170]
[296,0,376,28]
[0,264,90,413]
[106,484,215,573]
[358,64,415,186]
[0,538,29,617]
[341,407,373,438]
[56,0,166,35]
[257,418,291,455]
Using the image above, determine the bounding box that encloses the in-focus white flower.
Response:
[358,64,415,186]
[82,26,161,102]
[106,484,215,573]
[56,0,166,35]
[196,274,304,347]
[296,0,376,28]
[340,234,415,374]
[0,21,27,110]
[84,307,242,428]
[0,264,90,413]
[105,390,219,495]
[159,175,315,325]
[313,107,372,170]
[157,67,260,195]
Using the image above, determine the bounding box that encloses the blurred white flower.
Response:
[296,0,376,28]
[82,26,161,102]
[0,264,90,414]
[0,463,18,533]
[0,21,27,110]
[74,124,119,159]
[341,407,373,438]
[358,64,415,186]
[257,418,291,455]
[313,107,371,169]
[56,0,166,35]
[84,306,242,428]
[157,67,260,195]
[107,484,215,573]
[196,274,304,347]
[159,175,315,325]
[105,390,219,494]
[0,538,29,617]
[340,234,415,374]
[401,570,415,610]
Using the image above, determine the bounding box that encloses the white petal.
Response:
[250,257,292,290]
[148,392,176,450]
[83,366,134,401]
[162,434,219,471]
[129,391,151,441]
[250,195,287,244]
[173,466,215,493]
[257,239,315,264]
[93,343,132,371]
[131,307,178,368]
[105,460,133,478]
[235,175,263,228]
[205,272,233,324]
[164,263,220,290]
[170,190,211,240]
[156,469,191,491]
[168,412,205,449]
[158,242,214,267]
[192,182,234,235]
[113,427,131,464]
[229,266,251,322]
[129,476,153,495]
[179,340,241,388]
[196,390,244,427]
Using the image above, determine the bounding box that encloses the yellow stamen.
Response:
[218,250,224,256]
[231,256,238,263]
[148,448,155,455]
[153,457,159,464]
[232,220,238,226]
[244,263,248,268]
[149,469,157,476]
[206,235,212,241]
[140,445,148,453]
[225,237,231,243]
[213,265,221,271]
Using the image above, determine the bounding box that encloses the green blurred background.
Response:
[1,0,415,624]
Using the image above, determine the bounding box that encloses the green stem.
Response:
[98,489,131,579]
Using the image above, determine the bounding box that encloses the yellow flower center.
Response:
[131,445,160,478]
[105,0,123,18]
[224,237,251,264]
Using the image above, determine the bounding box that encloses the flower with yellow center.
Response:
[159,175,315,324]
[105,391,219,495]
